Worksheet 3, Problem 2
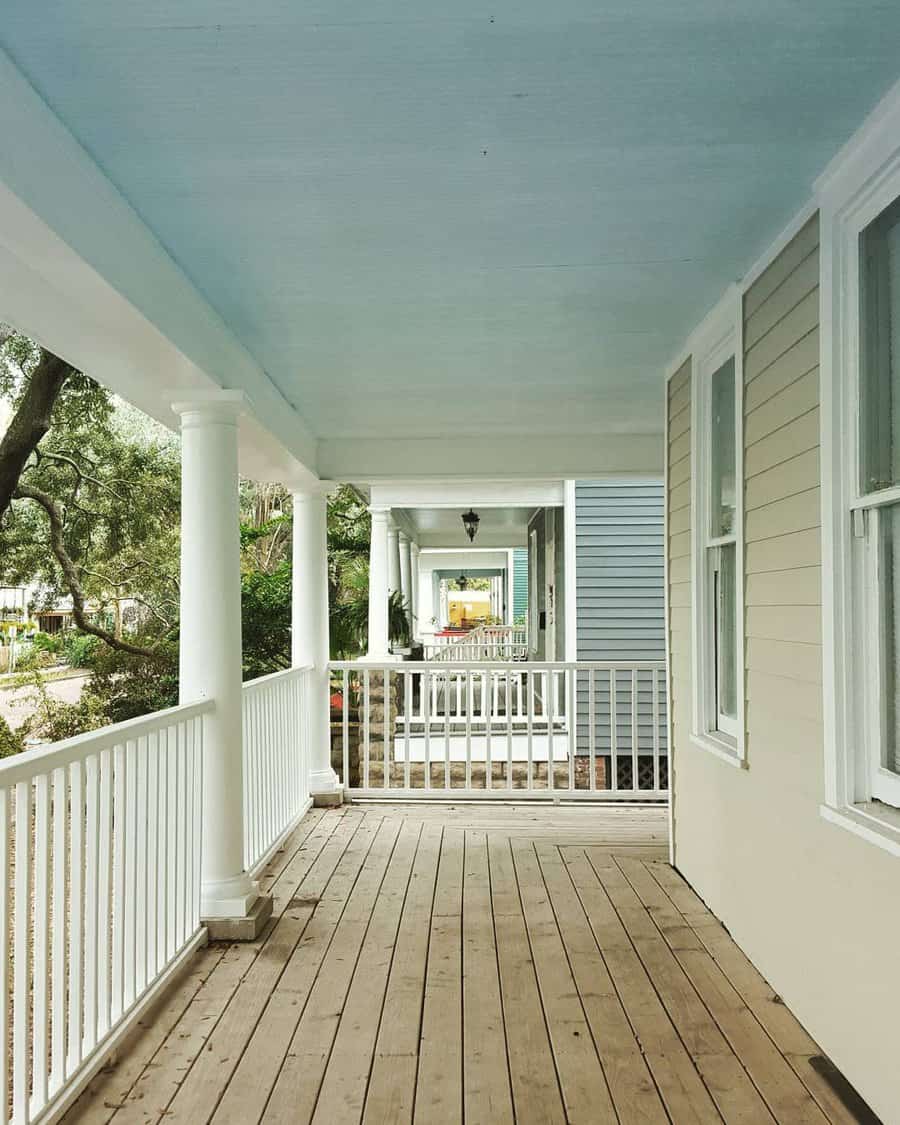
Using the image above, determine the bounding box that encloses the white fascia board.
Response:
[369,480,564,510]
[0,48,317,484]
[321,433,663,482]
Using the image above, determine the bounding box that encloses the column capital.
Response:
[398,529,410,545]
[289,478,336,500]
[368,504,392,519]
[170,388,250,424]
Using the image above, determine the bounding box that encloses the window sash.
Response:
[862,500,900,806]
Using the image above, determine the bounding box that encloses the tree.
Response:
[0,330,180,659]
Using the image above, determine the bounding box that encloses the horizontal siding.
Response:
[576,479,667,764]
[743,215,823,748]
[667,357,693,750]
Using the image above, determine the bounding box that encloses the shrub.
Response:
[0,715,24,758]
[64,631,100,669]
[14,645,55,672]
[31,631,65,655]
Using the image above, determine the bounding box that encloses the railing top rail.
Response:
[242,664,314,691]
[329,659,666,672]
[0,697,214,786]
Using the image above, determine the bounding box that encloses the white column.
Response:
[399,532,412,614]
[173,391,258,924]
[367,506,392,659]
[409,542,420,638]
[387,518,401,598]
[291,485,340,797]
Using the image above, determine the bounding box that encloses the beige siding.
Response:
[668,213,900,1120]
[667,359,693,826]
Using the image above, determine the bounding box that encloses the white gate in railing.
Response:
[330,661,668,799]
[242,665,312,875]
[0,700,211,1125]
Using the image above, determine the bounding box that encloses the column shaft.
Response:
[292,489,339,795]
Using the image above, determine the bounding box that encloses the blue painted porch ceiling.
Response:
[3,3,899,438]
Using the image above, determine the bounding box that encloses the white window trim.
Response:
[819,80,900,854]
[688,285,747,765]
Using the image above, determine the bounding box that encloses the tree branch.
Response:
[0,348,75,520]
[14,482,167,660]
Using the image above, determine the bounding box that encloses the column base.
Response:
[309,766,343,806]
[203,894,273,941]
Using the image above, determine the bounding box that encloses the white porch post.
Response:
[387,517,401,599]
[291,485,341,801]
[173,391,270,938]
[367,506,392,659]
[399,531,412,616]
[409,542,420,638]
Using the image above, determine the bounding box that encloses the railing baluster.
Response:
[423,669,431,791]
[526,671,534,792]
[98,747,114,1036]
[465,671,473,790]
[588,669,596,792]
[50,767,67,1093]
[444,668,451,789]
[363,669,371,791]
[67,760,84,1072]
[506,669,513,790]
[485,670,493,791]
[13,779,32,1121]
[124,740,138,1009]
[610,669,618,794]
[111,743,126,1025]
[568,668,576,792]
[384,668,392,791]
[84,753,100,1051]
[342,668,350,788]
[652,668,661,794]
[33,771,51,1109]
[631,669,639,796]
[404,671,412,791]
[547,671,554,793]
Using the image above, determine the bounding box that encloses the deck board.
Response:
[64,802,866,1125]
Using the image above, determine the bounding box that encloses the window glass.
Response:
[860,199,900,493]
[715,543,738,723]
[710,357,736,536]
[880,503,900,776]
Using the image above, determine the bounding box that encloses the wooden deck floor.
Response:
[65,802,865,1125]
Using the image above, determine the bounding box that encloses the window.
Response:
[688,289,745,763]
[854,199,900,807]
[820,92,900,850]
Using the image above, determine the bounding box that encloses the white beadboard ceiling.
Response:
[2,2,900,448]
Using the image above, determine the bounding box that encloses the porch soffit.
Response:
[3,7,900,481]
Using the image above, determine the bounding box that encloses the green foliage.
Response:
[64,631,101,669]
[14,645,55,672]
[328,486,371,658]
[15,670,110,744]
[84,639,178,725]
[241,562,292,680]
[31,631,65,655]
[0,715,24,758]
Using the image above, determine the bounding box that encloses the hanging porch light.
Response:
[461,508,480,542]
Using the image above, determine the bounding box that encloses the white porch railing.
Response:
[241,665,312,876]
[0,700,211,1125]
[330,660,668,799]
[424,624,529,661]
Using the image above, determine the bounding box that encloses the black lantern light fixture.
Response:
[456,572,469,591]
[461,508,480,542]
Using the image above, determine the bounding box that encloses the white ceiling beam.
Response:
[321,434,663,482]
